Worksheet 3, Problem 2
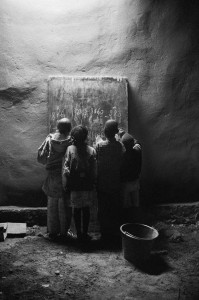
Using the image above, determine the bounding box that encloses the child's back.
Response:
[96,119,125,239]
[96,138,124,193]
[121,133,142,183]
[63,125,96,241]
[121,133,142,223]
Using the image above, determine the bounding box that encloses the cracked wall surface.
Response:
[0,0,199,205]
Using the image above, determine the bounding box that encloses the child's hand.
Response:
[133,143,141,151]
[95,135,103,144]
[115,134,119,141]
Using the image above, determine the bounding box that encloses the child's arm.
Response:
[62,148,71,190]
[37,135,51,165]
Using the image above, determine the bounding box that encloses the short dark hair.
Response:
[121,133,135,148]
[104,119,119,138]
[57,118,71,134]
[71,125,88,146]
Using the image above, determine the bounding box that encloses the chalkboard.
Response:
[48,76,128,146]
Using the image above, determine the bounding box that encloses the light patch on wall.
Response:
[5,0,104,14]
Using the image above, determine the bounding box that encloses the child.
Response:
[121,132,142,223]
[63,125,97,241]
[96,119,125,240]
[38,118,73,240]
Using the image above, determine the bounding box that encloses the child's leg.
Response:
[58,197,72,235]
[47,197,60,236]
[122,182,140,224]
[121,184,131,224]
[74,208,82,238]
[124,190,143,223]
[132,190,139,208]
[66,207,72,234]
[130,190,141,222]
[98,192,120,237]
[82,206,90,236]
[97,192,111,237]
[61,191,72,234]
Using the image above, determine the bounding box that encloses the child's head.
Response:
[57,118,71,135]
[104,119,119,139]
[71,125,88,146]
[121,133,135,149]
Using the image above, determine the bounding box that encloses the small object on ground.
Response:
[32,225,40,229]
[0,223,8,241]
[42,284,50,288]
[13,261,24,268]
[55,270,60,275]
[169,230,183,242]
[7,223,27,237]
[37,232,44,237]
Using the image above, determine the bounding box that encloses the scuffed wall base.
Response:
[0,203,199,227]
[0,207,47,226]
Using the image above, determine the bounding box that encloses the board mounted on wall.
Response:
[48,76,128,146]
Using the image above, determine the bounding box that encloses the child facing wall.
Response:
[63,125,97,241]
[96,120,126,240]
[120,132,142,223]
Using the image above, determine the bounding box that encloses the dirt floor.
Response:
[1,220,199,300]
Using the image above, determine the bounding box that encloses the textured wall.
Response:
[0,0,199,205]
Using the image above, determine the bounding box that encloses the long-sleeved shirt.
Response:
[121,143,142,182]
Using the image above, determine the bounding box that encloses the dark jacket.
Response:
[121,143,142,182]
[96,138,125,193]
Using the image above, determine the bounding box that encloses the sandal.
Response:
[67,229,76,240]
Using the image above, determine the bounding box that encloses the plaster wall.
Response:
[0,0,199,205]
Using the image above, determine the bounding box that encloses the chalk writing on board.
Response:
[48,76,128,146]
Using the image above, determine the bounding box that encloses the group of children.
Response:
[38,118,142,243]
